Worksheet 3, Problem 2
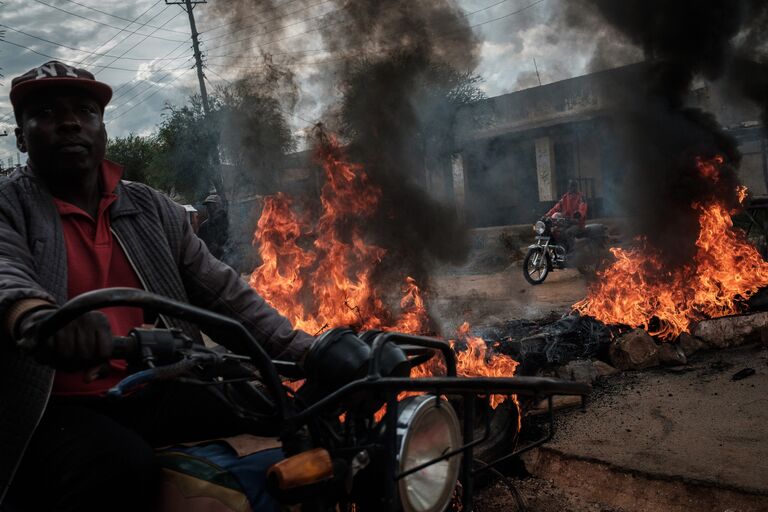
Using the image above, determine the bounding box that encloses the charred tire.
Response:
[523,247,550,285]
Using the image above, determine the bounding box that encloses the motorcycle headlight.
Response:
[396,396,462,512]
[534,221,546,235]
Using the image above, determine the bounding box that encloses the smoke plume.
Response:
[314,1,480,287]
[558,0,766,265]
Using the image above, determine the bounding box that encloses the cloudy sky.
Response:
[0,0,608,165]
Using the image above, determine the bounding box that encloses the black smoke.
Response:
[561,0,766,266]
[204,0,482,315]
[315,1,481,287]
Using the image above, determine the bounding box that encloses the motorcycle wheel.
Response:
[523,247,550,285]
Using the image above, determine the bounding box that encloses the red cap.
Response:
[10,61,113,119]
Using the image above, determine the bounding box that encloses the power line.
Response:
[0,39,191,72]
[468,0,546,29]
[200,0,516,57]
[107,57,195,114]
[29,0,187,43]
[106,66,195,123]
[91,9,186,75]
[59,0,189,34]
[76,0,166,67]
[0,24,188,61]
[202,10,344,54]
[201,0,334,43]
[202,63,315,125]
[207,48,327,60]
[110,42,191,100]
[204,0,546,72]
[199,0,310,35]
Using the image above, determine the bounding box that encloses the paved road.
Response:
[525,343,768,511]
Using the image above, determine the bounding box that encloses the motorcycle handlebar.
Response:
[35,288,290,417]
[111,335,138,360]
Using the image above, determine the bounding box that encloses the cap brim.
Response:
[10,77,113,112]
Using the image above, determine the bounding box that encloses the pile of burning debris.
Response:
[480,157,768,383]
[248,133,768,400]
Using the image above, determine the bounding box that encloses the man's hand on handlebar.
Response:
[17,308,114,371]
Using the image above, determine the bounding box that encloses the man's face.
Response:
[15,88,106,181]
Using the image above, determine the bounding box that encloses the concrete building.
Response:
[447,63,768,228]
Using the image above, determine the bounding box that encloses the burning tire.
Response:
[523,247,550,285]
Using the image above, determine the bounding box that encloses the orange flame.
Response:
[574,156,768,339]
[249,135,519,418]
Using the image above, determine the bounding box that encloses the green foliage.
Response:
[151,96,221,201]
[106,134,161,184]
[106,72,296,203]
[215,75,296,197]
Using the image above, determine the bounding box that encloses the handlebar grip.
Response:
[111,335,138,360]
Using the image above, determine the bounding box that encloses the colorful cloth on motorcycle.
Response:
[51,159,144,396]
[157,442,283,512]
[546,191,588,227]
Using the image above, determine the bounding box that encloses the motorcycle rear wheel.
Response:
[523,247,550,285]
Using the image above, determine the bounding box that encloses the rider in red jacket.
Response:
[546,180,588,251]
[546,180,588,228]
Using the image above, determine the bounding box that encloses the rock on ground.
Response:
[609,329,659,370]
[691,311,768,349]
[658,342,687,366]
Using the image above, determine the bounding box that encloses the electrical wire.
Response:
[468,0,546,30]
[58,0,189,34]
[91,9,187,75]
[202,63,315,125]
[206,0,545,68]
[201,0,522,57]
[107,56,194,114]
[29,0,187,43]
[198,0,312,35]
[201,0,334,44]
[201,11,342,55]
[106,66,195,123]
[0,24,187,61]
[0,39,191,72]
[110,42,191,99]
[75,0,166,67]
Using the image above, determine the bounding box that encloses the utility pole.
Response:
[166,0,211,116]
[533,58,542,87]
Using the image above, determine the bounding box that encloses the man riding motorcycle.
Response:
[0,61,322,512]
[544,179,588,250]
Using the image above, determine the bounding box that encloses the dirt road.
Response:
[431,265,588,333]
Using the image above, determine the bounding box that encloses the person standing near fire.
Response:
[545,179,588,249]
[198,193,229,260]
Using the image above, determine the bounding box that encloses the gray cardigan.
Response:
[0,165,313,503]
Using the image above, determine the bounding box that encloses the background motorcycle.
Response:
[27,288,590,511]
[523,214,608,285]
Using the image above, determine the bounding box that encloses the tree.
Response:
[215,69,297,199]
[150,95,221,202]
[106,134,162,184]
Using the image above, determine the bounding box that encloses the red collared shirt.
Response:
[51,160,144,396]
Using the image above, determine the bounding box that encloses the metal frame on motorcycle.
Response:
[33,288,590,511]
